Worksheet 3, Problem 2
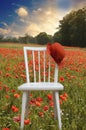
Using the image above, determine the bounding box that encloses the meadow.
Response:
[0,43,86,130]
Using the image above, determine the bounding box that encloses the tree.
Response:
[55,6,86,47]
[53,31,62,43]
[0,35,4,42]
[36,32,53,45]
[27,35,36,43]
[18,34,36,44]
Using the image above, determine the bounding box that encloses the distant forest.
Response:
[0,6,86,47]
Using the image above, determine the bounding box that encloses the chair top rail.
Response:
[24,46,46,51]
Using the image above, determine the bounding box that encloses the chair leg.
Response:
[20,91,29,130]
[53,91,62,130]
[25,91,30,118]
[53,91,57,120]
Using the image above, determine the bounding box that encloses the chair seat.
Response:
[18,82,64,91]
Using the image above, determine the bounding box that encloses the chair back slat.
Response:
[32,51,36,82]
[38,51,41,82]
[24,47,30,83]
[24,47,58,83]
[54,64,58,82]
[48,56,50,82]
[43,51,46,82]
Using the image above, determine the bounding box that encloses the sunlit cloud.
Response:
[26,23,41,36]
[25,7,62,36]
[16,7,28,18]
[0,28,11,35]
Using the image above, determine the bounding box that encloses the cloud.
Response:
[0,28,11,35]
[57,0,85,9]
[26,23,41,36]
[72,0,86,9]
[11,1,68,36]
[73,0,86,3]
[7,22,26,37]
[0,22,25,37]
[1,22,8,27]
[25,4,67,36]
[16,7,28,17]
[0,3,68,37]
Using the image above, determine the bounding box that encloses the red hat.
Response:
[47,42,65,64]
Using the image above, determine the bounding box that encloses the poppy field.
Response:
[0,43,86,130]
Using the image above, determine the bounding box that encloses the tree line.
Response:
[0,6,86,47]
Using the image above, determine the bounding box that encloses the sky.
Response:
[0,0,85,37]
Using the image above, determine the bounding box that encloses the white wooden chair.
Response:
[18,46,64,130]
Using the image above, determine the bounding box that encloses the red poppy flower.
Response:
[24,119,30,125]
[49,101,54,107]
[47,42,65,64]
[12,105,19,112]
[60,76,64,82]
[5,95,10,99]
[2,128,10,130]
[14,93,20,98]
[60,92,68,101]
[13,115,21,122]
[35,101,41,106]
[47,94,53,100]
[38,112,44,117]
[43,105,49,111]
[36,97,43,102]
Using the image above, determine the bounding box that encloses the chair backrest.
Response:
[24,46,58,83]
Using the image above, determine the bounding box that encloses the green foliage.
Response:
[57,6,86,47]
[53,32,62,43]
[36,32,53,45]
[0,34,4,41]
[18,34,36,44]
